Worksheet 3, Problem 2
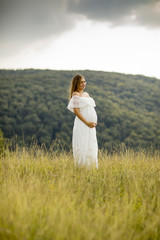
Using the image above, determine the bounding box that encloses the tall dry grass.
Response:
[0,145,160,240]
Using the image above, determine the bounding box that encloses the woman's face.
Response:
[78,77,86,91]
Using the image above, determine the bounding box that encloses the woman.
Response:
[67,74,98,169]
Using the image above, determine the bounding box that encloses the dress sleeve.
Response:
[67,96,87,113]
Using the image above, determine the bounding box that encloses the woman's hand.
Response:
[87,122,97,128]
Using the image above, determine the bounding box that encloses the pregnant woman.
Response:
[67,74,98,169]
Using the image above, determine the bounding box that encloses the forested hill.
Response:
[0,69,160,150]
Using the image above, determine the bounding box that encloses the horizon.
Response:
[0,68,160,80]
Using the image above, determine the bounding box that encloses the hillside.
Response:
[0,69,160,149]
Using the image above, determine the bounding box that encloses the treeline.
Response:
[0,69,160,150]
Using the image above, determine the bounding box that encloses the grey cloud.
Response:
[1,0,160,57]
[0,0,75,56]
[67,0,160,27]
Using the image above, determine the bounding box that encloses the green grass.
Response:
[0,146,160,240]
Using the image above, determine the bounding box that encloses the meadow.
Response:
[0,145,160,240]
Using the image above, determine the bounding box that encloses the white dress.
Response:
[67,96,98,169]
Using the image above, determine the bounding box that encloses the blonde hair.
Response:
[69,74,84,99]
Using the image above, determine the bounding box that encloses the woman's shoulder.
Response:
[72,91,90,97]
[72,91,80,97]
[83,92,90,97]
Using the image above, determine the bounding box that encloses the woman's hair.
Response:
[69,74,84,99]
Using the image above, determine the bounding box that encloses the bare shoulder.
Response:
[83,92,90,97]
[72,91,80,97]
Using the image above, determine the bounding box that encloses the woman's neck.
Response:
[78,90,84,96]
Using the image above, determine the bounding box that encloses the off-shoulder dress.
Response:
[67,96,98,168]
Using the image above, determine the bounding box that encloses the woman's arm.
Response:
[73,108,96,128]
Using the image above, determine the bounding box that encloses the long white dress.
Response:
[67,96,98,169]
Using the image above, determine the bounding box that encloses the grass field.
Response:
[0,146,160,240]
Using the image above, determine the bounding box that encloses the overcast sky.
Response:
[1,0,160,78]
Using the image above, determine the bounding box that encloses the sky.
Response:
[1,0,160,79]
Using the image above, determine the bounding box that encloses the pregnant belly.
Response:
[81,107,97,123]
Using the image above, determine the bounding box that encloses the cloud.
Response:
[0,0,76,56]
[68,0,160,27]
[1,0,160,56]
